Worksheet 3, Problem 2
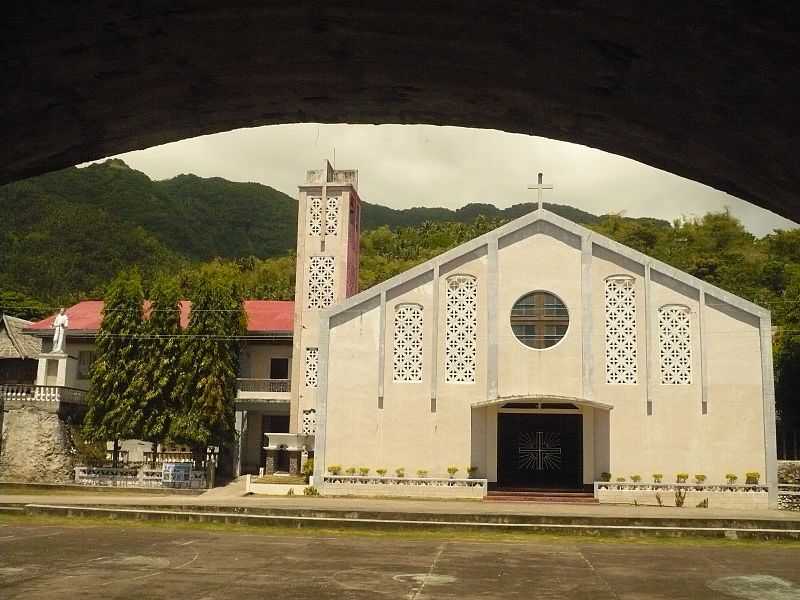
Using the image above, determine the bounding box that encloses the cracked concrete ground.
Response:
[1,520,798,599]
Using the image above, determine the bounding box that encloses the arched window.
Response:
[445,275,477,383]
[510,291,569,349]
[605,275,637,384]
[393,303,423,382]
[659,304,692,384]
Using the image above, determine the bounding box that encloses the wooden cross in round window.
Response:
[510,291,569,349]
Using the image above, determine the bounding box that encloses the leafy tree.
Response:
[0,289,50,321]
[82,270,144,465]
[170,271,246,465]
[128,275,184,463]
[774,277,800,428]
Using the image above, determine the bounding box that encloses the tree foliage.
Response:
[169,271,246,448]
[83,270,144,442]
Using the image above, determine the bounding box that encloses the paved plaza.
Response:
[1,518,799,599]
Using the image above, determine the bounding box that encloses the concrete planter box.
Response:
[322,476,487,499]
[594,482,769,510]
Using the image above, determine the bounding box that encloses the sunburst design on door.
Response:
[518,431,562,470]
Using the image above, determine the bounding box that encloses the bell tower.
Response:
[290,161,361,435]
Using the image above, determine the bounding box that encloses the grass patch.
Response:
[0,483,201,496]
[1,512,796,548]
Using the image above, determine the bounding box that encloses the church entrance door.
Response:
[497,413,583,490]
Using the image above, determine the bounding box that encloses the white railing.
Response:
[0,384,87,404]
[236,378,291,393]
[74,466,207,489]
[594,481,769,493]
[323,475,488,498]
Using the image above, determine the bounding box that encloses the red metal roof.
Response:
[28,300,294,333]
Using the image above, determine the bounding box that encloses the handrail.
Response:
[236,378,291,393]
[0,384,88,404]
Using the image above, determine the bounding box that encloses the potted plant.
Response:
[630,474,641,483]
[327,465,342,476]
[416,469,428,478]
[358,467,370,477]
[376,468,388,477]
[600,472,612,482]
[725,473,738,485]
[447,466,459,479]
[652,473,663,484]
[395,467,405,478]
[345,467,357,476]
[694,474,706,487]
[466,466,478,478]
[676,473,689,484]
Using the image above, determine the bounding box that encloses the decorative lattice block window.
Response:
[659,305,692,384]
[393,303,424,382]
[302,409,317,434]
[307,256,335,309]
[605,276,638,384]
[308,196,322,236]
[325,196,339,235]
[305,347,319,388]
[445,275,477,383]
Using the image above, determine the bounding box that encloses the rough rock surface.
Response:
[1,3,799,222]
[0,407,75,483]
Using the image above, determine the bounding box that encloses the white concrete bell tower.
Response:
[290,161,361,434]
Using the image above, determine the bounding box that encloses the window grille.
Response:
[393,304,423,382]
[445,275,477,383]
[659,305,692,384]
[605,276,637,384]
[307,256,335,309]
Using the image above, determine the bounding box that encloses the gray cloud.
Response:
[86,124,798,237]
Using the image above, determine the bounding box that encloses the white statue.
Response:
[52,308,68,353]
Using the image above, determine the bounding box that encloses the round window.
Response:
[510,291,569,349]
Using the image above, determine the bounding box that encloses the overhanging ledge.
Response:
[472,395,613,412]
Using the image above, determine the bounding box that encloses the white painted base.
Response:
[596,488,769,510]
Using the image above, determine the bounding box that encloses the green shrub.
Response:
[600,472,612,482]
[416,469,428,478]
[694,474,706,484]
[652,473,663,483]
[303,485,319,496]
[745,472,760,484]
[395,467,405,477]
[286,488,295,496]
[327,465,342,476]
[358,467,370,477]
[345,467,357,476]
[725,473,738,484]
[676,473,689,483]
[376,468,388,477]
[615,477,626,482]
[466,466,478,477]
[674,488,686,507]
[696,498,709,508]
[655,492,664,507]
[630,474,641,483]
[447,466,459,478]
[301,458,314,477]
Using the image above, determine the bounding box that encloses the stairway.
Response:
[486,489,599,504]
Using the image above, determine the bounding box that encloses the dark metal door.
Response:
[497,413,583,489]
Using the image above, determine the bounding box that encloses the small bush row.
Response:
[601,472,761,484]
[326,465,479,478]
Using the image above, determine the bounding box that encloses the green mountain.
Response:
[0,159,661,302]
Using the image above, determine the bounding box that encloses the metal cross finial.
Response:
[527,172,554,211]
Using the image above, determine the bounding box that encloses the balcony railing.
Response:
[236,378,291,393]
[0,384,88,404]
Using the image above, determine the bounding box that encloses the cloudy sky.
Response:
[90,124,797,237]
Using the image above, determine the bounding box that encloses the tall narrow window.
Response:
[308,196,322,236]
[307,256,335,309]
[605,276,637,384]
[305,347,319,388]
[393,304,423,382]
[302,409,317,435]
[445,275,477,383]
[325,196,339,235]
[659,305,692,384]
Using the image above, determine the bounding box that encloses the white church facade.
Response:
[293,164,777,507]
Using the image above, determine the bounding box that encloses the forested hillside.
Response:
[0,159,650,304]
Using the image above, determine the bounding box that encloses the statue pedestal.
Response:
[35,352,74,387]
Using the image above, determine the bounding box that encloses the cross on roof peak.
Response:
[527,172,554,211]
